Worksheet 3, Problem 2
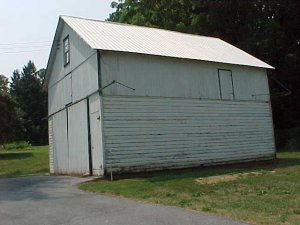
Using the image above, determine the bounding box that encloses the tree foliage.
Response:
[0,75,22,144]
[109,0,300,129]
[10,61,48,145]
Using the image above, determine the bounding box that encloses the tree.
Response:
[0,75,23,144]
[109,0,300,129]
[0,74,9,93]
[10,61,48,145]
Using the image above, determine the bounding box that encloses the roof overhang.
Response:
[43,17,64,89]
[44,16,274,89]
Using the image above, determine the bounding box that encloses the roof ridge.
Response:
[60,15,219,40]
[57,15,273,69]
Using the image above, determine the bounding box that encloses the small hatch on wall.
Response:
[63,35,70,66]
[218,69,234,100]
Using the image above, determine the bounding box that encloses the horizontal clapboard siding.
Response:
[103,96,275,173]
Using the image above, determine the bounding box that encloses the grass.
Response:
[80,152,300,225]
[0,146,49,178]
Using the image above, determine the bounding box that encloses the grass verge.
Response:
[0,146,49,178]
[80,152,300,225]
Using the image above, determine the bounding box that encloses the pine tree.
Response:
[10,61,48,145]
[0,75,23,144]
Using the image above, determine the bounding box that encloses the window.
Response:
[218,69,234,100]
[63,36,70,66]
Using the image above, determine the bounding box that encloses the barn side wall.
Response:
[100,51,275,173]
[100,51,269,102]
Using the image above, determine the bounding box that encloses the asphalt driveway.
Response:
[0,176,249,225]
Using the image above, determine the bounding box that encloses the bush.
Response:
[2,141,32,150]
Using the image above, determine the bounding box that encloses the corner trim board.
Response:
[86,97,93,175]
[97,50,102,94]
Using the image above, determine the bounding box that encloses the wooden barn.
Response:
[45,16,275,176]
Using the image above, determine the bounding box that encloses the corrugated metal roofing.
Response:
[61,16,273,69]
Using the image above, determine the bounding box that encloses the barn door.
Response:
[218,69,234,100]
[68,100,90,175]
[88,93,104,176]
[52,109,69,174]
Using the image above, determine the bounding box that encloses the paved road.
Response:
[0,176,249,225]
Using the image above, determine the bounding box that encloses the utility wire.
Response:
[0,49,50,54]
[0,41,51,46]
[0,44,51,50]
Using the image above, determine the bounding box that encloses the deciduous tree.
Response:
[109,0,300,129]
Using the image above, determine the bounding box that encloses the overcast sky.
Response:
[0,0,114,78]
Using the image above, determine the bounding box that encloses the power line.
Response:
[0,49,50,54]
[0,41,52,46]
[0,44,51,50]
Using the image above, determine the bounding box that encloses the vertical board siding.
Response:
[48,23,98,116]
[48,23,95,87]
[89,93,105,175]
[67,100,90,175]
[101,51,269,101]
[52,109,69,174]
[71,53,98,102]
[103,96,275,172]
[218,70,234,100]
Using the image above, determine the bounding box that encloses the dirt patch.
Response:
[195,170,275,184]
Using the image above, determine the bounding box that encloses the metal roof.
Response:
[61,16,273,69]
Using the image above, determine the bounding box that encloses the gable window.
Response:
[63,36,70,66]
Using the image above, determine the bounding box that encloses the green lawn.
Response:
[0,146,49,178]
[80,152,300,225]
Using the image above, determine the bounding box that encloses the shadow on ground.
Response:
[0,176,81,202]
[0,152,33,160]
[109,152,300,183]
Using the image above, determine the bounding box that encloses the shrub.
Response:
[2,141,32,150]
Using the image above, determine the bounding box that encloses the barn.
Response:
[45,16,275,176]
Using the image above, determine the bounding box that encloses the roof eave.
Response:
[43,16,64,90]
[97,49,275,70]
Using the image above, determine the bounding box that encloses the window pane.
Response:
[66,52,70,64]
[63,36,70,65]
[64,39,69,52]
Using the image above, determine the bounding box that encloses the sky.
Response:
[0,0,115,78]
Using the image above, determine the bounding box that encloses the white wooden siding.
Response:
[67,100,90,175]
[64,74,72,104]
[100,51,269,102]
[48,74,72,115]
[52,109,68,174]
[48,22,98,116]
[48,51,98,115]
[48,117,54,174]
[89,93,104,175]
[103,96,275,172]
[101,51,220,99]
[218,70,234,100]
[232,68,270,101]
[48,23,95,87]
[71,53,98,102]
